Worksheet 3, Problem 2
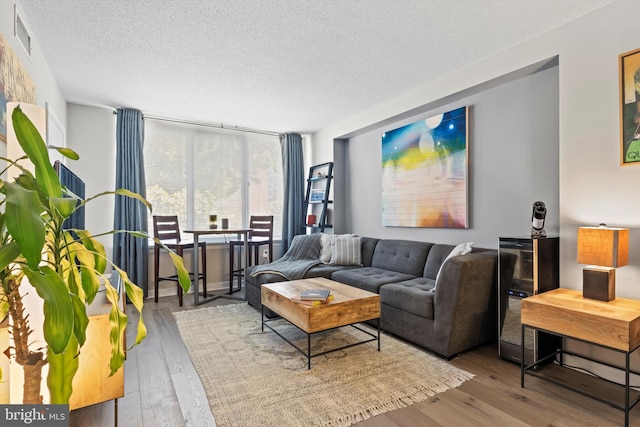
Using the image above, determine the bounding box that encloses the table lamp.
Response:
[577,224,629,302]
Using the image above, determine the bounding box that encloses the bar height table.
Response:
[184,228,252,306]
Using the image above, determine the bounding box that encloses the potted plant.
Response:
[0,104,191,404]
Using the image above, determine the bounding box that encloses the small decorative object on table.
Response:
[530,201,546,238]
[300,289,331,301]
[221,218,229,229]
[577,224,629,302]
[209,214,218,229]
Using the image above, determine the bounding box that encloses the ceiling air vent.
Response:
[14,5,32,58]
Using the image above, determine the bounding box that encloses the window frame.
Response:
[143,119,282,243]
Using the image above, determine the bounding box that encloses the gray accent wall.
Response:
[336,65,559,249]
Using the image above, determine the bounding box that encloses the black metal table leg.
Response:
[307,334,311,370]
[520,323,525,388]
[626,352,630,427]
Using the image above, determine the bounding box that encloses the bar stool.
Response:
[228,215,274,292]
[153,215,207,306]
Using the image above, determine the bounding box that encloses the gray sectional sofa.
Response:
[246,235,510,359]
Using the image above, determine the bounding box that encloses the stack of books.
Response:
[292,289,332,305]
[300,289,331,301]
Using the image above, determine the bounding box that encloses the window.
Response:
[144,119,283,239]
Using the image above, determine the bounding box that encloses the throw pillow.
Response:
[319,233,333,264]
[329,234,362,266]
[432,242,473,292]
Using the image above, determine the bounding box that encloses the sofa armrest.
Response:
[432,252,497,356]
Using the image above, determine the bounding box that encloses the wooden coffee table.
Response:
[261,277,381,369]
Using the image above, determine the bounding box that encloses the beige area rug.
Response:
[174,303,474,427]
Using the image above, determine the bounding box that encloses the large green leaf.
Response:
[104,280,128,376]
[149,235,191,294]
[5,182,45,270]
[23,266,74,354]
[0,241,21,271]
[11,105,62,199]
[113,269,147,347]
[72,230,107,274]
[167,250,191,295]
[51,196,78,220]
[70,293,89,347]
[13,171,38,192]
[80,266,100,306]
[0,211,6,236]
[47,333,79,404]
[65,239,100,304]
[49,146,79,161]
[126,281,147,346]
[85,188,152,211]
[0,298,8,326]
[66,261,82,299]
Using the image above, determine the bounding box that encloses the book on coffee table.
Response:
[299,289,331,301]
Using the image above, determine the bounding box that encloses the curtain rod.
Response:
[113,110,280,137]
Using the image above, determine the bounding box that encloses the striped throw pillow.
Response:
[329,234,362,266]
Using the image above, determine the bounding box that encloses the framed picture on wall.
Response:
[620,47,640,165]
[0,33,37,142]
[381,106,469,228]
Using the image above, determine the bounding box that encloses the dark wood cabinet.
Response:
[498,236,560,365]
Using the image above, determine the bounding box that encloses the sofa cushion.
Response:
[370,239,433,276]
[303,263,360,279]
[320,233,333,263]
[360,237,380,267]
[246,265,283,286]
[423,244,456,279]
[331,267,416,293]
[433,242,473,291]
[329,234,362,265]
[380,280,435,319]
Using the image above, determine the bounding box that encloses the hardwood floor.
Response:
[70,290,640,426]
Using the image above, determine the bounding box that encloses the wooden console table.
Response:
[70,277,126,427]
[521,288,640,426]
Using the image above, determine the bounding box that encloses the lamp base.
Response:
[583,267,615,302]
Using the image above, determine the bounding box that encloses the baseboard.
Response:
[149,281,236,299]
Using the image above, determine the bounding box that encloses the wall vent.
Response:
[14,5,32,59]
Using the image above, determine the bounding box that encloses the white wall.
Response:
[313,0,640,299]
[312,0,640,382]
[1,1,66,139]
[341,66,559,249]
[66,104,117,258]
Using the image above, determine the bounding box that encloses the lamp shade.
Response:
[577,226,629,268]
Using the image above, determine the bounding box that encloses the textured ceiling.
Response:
[18,0,615,133]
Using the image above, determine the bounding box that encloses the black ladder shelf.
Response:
[303,162,333,233]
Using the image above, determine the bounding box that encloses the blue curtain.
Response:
[113,109,148,297]
[280,133,304,253]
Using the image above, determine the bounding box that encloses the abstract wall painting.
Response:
[0,32,36,142]
[381,106,469,228]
